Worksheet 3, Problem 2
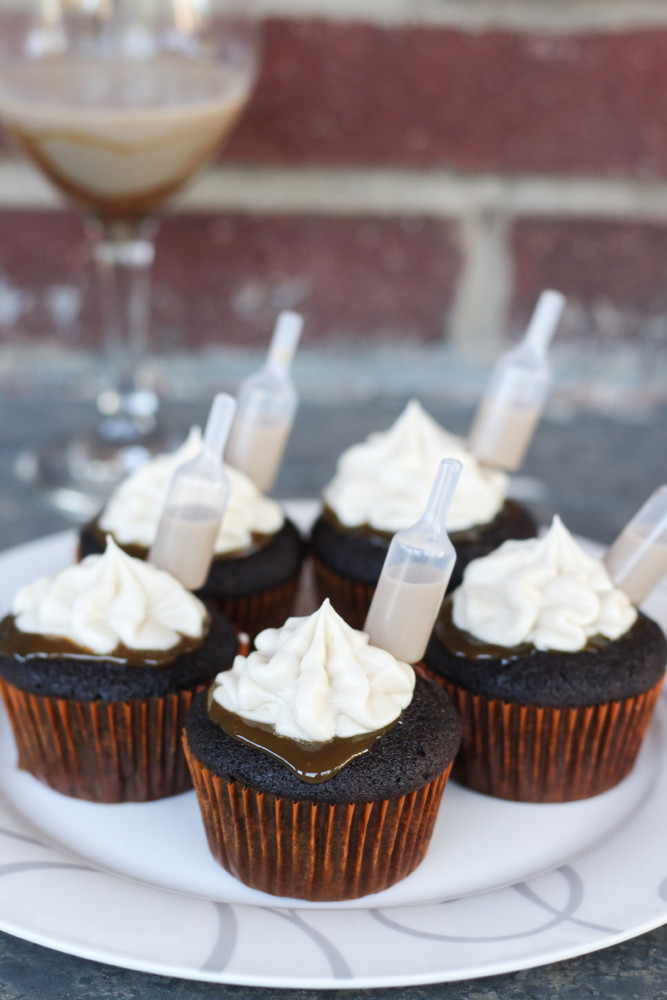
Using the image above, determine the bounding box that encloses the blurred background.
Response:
[1,0,667,540]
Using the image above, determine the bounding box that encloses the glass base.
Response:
[14,427,180,522]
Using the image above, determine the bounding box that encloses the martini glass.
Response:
[0,0,259,516]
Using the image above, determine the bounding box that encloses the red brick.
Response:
[0,210,460,348]
[0,212,93,345]
[4,21,667,177]
[511,218,667,342]
[223,21,667,177]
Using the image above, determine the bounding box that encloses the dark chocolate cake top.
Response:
[426,517,667,706]
[0,606,238,701]
[185,676,461,804]
[310,500,536,590]
[425,606,666,706]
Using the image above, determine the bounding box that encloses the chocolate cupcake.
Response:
[78,428,304,636]
[0,538,238,802]
[310,401,536,629]
[184,599,461,901]
[422,517,667,802]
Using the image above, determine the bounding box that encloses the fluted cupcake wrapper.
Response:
[205,577,300,638]
[312,558,375,632]
[184,736,451,900]
[0,679,204,802]
[423,670,664,802]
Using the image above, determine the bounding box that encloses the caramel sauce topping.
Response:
[435,599,610,663]
[206,690,398,784]
[0,614,207,668]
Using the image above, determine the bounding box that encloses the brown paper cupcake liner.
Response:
[0,679,204,803]
[184,736,452,900]
[422,668,663,802]
[205,577,300,638]
[312,558,375,631]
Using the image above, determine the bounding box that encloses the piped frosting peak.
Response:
[209,599,415,742]
[323,400,507,533]
[12,536,207,654]
[452,516,637,652]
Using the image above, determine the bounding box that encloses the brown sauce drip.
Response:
[0,614,208,668]
[89,523,275,563]
[435,599,611,663]
[207,693,397,784]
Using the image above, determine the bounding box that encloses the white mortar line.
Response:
[4,162,667,222]
[448,210,513,359]
[150,168,667,223]
[0,163,58,208]
[253,0,667,31]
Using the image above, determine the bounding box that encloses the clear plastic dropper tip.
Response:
[525,289,566,354]
[424,457,463,525]
[269,310,304,370]
[203,392,236,458]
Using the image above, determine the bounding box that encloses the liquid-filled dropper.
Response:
[225,310,303,493]
[149,393,236,589]
[364,458,462,663]
[468,290,565,471]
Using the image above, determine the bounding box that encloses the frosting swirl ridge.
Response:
[323,400,507,533]
[452,516,638,652]
[13,537,207,654]
[209,599,415,742]
[99,427,284,553]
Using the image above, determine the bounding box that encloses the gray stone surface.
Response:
[0,390,666,998]
[1,393,665,547]
[0,925,666,999]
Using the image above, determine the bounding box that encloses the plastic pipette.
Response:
[603,485,667,605]
[149,393,236,589]
[364,458,462,663]
[468,290,565,471]
[225,310,303,493]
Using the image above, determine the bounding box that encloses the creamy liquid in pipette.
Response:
[0,56,250,219]
[603,526,667,604]
[364,564,447,664]
[468,401,541,471]
[226,417,291,493]
[150,504,220,590]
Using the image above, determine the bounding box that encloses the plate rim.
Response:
[0,520,666,989]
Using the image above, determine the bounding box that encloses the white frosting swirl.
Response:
[210,599,415,742]
[99,427,284,554]
[452,516,638,652]
[323,400,507,533]
[13,537,208,654]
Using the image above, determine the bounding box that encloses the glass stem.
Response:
[88,217,159,446]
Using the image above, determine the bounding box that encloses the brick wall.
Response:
[2,0,667,397]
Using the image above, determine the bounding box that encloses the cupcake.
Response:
[311,400,537,629]
[79,428,304,636]
[0,538,238,802]
[422,517,667,802]
[184,599,461,901]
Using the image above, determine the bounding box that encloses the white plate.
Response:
[0,505,666,989]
